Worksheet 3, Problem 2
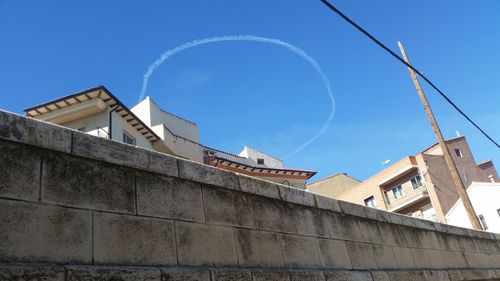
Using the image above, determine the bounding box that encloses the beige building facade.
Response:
[306,173,361,197]
[336,136,498,224]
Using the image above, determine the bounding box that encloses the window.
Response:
[257,158,265,165]
[391,185,404,199]
[410,175,423,190]
[122,131,135,145]
[497,209,500,217]
[364,196,376,207]
[478,214,488,230]
[455,148,463,157]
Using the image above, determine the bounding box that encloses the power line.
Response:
[319,0,500,149]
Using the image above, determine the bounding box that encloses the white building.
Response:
[24,86,206,162]
[131,96,203,162]
[24,86,169,153]
[446,181,500,233]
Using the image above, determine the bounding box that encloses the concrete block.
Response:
[387,271,410,281]
[377,223,408,246]
[421,230,442,249]
[426,271,451,281]
[435,250,467,269]
[324,271,373,281]
[338,200,367,218]
[324,212,357,241]
[235,229,284,268]
[202,186,255,228]
[0,199,92,263]
[370,271,390,281]
[71,130,148,172]
[385,213,403,225]
[317,239,352,269]
[447,269,493,281]
[253,196,296,234]
[211,269,252,281]
[143,149,178,177]
[434,232,460,251]
[291,206,329,238]
[178,158,239,190]
[42,151,135,214]
[252,271,290,281]
[289,271,326,281]
[396,227,420,248]
[401,217,418,228]
[0,141,41,201]
[406,271,430,281]
[314,194,341,213]
[280,234,322,269]
[0,263,65,281]
[345,242,377,270]
[0,110,71,153]
[66,265,160,281]
[93,212,176,266]
[239,175,281,200]
[413,218,437,231]
[176,221,237,266]
[372,246,398,270]
[278,185,316,207]
[351,218,381,244]
[136,173,204,222]
[161,268,210,281]
[392,247,415,269]
[410,248,434,269]
[365,208,391,223]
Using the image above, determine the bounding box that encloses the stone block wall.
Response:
[0,109,500,281]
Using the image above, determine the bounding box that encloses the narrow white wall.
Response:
[446,182,500,233]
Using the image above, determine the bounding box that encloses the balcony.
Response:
[386,186,430,212]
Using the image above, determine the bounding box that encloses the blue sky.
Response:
[1,1,499,181]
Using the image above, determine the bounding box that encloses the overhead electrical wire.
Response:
[320,0,500,149]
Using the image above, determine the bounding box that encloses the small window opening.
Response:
[364,196,376,207]
[410,175,423,190]
[257,158,265,165]
[455,148,463,157]
[123,131,136,145]
[478,214,488,230]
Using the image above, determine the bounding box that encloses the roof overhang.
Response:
[378,164,418,187]
[204,156,316,179]
[24,86,161,143]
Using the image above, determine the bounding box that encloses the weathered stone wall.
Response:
[0,109,499,281]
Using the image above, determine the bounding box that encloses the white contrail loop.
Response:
[139,35,335,159]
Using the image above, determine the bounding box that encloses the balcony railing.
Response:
[386,186,429,212]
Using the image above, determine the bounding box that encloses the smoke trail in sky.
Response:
[139,35,335,159]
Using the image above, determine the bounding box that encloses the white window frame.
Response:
[364,196,376,208]
[123,131,136,145]
[410,175,423,190]
[391,184,405,199]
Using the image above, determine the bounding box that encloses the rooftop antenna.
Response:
[456,131,461,137]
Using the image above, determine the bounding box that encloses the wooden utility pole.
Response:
[397,41,482,230]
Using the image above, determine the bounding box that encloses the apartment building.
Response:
[203,146,316,189]
[335,136,498,223]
